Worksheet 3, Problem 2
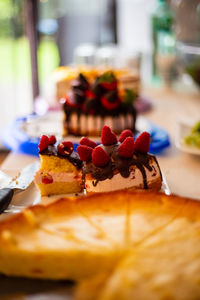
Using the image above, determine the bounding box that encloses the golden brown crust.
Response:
[0,190,199,230]
[0,191,200,281]
[0,192,192,224]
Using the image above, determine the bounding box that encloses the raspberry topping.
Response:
[65,94,79,109]
[134,132,150,153]
[118,137,135,158]
[80,137,97,149]
[42,174,53,184]
[49,135,57,145]
[99,71,117,91]
[101,95,120,111]
[92,146,110,167]
[101,125,118,146]
[38,135,50,152]
[77,145,93,162]
[57,141,74,156]
[85,90,96,99]
[119,129,133,143]
[101,81,117,90]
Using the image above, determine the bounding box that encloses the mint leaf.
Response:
[123,89,137,104]
[99,71,116,83]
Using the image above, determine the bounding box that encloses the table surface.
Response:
[144,87,200,200]
[1,87,200,200]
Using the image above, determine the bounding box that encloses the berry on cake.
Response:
[77,126,162,193]
[53,65,140,101]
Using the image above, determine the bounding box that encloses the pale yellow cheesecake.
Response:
[0,188,200,300]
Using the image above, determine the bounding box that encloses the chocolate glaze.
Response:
[63,103,137,136]
[82,144,162,189]
[63,72,137,136]
[40,145,82,170]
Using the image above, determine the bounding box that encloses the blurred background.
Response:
[0,0,200,143]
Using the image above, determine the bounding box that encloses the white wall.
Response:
[117,0,155,53]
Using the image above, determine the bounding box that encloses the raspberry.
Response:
[99,71,117,90]
[119,129,133,143]
[101,125,117,146]
[101,81,117,90]
[101,96,120,110]
[57,141,74,156]
[49,135,57,145]
[65,95,78,109]
[118,137,135,158]
[134,132,150,153]
[77,145,93,162]
[79,137,97,149]
[92,146,110,167]
[38,135,49,152]
[85,90,95,99]
[42,174,53,184]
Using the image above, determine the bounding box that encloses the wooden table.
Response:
[1,87,200,201]
[144,87,200,200]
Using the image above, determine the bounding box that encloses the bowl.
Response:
[176,42,200,88]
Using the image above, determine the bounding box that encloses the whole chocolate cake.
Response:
[63,71,137,136]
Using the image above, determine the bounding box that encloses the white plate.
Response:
[1,174,170,217]
[175,121,200,155]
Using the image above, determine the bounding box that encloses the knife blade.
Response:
[0,162,39,214]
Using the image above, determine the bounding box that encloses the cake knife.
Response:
[0,162,39,214]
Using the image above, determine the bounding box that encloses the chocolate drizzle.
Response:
[40,145,82,170]
[83,144,161,189]
[64,103,136,136]
[63,72,137,136]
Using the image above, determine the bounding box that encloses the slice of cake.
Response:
[75,192,200,300]
[77,126,162,193]
[34,135,83,196]
[63,70,137,137]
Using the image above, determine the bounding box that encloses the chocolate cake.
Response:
[77,126,162,193]
[63,71,137,137]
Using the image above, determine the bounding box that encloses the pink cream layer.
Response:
[35,170,82,184]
